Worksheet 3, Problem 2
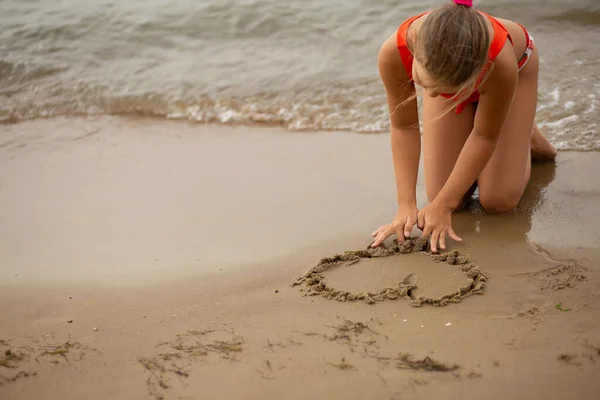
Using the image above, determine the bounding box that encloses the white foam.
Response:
[564,101,576,110]
[540,114,579,130]
[538,88,561,112]
[585,100,597,114]
[277,108,293,120]
[554,140,571,150]
[549,87,560,103]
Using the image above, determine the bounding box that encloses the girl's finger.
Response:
[371,226,393,247]
[448,226,463,242]
[430,229,440,253]
[404,214,417,238]
[371,235,383,247]
[417,211,425,231]
[439,230,447,251]
[402,224,411,239]
[421,223,432,243]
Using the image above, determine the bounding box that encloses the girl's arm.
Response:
[378,36,420,209]
[433,44,518,210]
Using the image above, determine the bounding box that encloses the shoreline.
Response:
[1,116,599,399]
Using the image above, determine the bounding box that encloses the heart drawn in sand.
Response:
[292,237,488,307]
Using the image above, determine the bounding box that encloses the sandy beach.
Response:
[1,116,599,400]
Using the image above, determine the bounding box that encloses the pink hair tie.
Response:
[454,0,473,6]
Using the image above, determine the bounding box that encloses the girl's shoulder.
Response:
[398,12,430,49]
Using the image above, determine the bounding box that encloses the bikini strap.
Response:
[480,12,513,61]
[396,12,428,80]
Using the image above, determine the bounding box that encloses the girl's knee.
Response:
[479,190,521,213]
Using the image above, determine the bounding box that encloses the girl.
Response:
[371,0,557,253]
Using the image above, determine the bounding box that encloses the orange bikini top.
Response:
[396,11,513,113]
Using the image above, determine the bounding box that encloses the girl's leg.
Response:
[477,48,540,213]
[422,94,475,205]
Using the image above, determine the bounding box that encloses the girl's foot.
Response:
[531,125,558,162]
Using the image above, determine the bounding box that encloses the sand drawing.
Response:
[292,237,488,307]
[0,340,35,386]
[301,317,462,375]
[0,338,96,387]
[140,330,245,400]
[509,243,587,290]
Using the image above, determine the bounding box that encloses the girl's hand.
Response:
[417,201,462,253]
[371,206,418,247]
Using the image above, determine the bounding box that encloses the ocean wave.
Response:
[0,88,597,151]
[0,61,68,85]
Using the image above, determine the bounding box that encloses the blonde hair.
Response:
[403,1,493,117]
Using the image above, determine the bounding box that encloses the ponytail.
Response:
[453,0,473,7]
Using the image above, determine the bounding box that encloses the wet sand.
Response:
[1,116,599,399]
